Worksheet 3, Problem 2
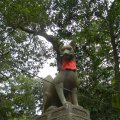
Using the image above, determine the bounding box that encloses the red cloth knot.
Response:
[61,60,77,70]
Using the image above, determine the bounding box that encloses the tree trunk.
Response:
[108,0,120,94]
[110,36,120,92]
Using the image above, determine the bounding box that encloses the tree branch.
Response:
[19,26,62,70]
[19,27,60,51]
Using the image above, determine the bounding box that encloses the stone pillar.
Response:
[36,104,90,120]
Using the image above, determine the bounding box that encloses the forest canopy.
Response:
[0,0,120,120]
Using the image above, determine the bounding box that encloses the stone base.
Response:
[36,104,90,120]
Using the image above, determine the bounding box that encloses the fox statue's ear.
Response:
[69,41,77,51]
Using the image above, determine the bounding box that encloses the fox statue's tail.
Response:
[42,75,53,112]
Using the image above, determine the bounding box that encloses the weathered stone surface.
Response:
[36,104,90,120]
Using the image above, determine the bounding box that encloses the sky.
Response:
[37,36,57,79]
[38,58,57,78]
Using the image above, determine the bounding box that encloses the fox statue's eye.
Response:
[67,47,72,51]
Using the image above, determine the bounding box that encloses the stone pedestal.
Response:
[36,104,90,120]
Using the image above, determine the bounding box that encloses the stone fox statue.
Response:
[42,45,79,112]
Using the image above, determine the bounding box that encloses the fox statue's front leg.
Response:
[72,87,79,106]
[55,82,67,105]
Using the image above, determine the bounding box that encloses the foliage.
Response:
[0,75,43,120]
[0,0,120,119]
[0,0,53,80]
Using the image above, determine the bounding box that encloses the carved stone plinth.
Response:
[36,104,90,120]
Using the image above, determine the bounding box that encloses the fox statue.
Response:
[42,44,79,112]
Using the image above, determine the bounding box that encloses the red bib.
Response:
[61,61,77,70]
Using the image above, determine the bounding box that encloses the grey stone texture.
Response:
[36,104,90,120]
